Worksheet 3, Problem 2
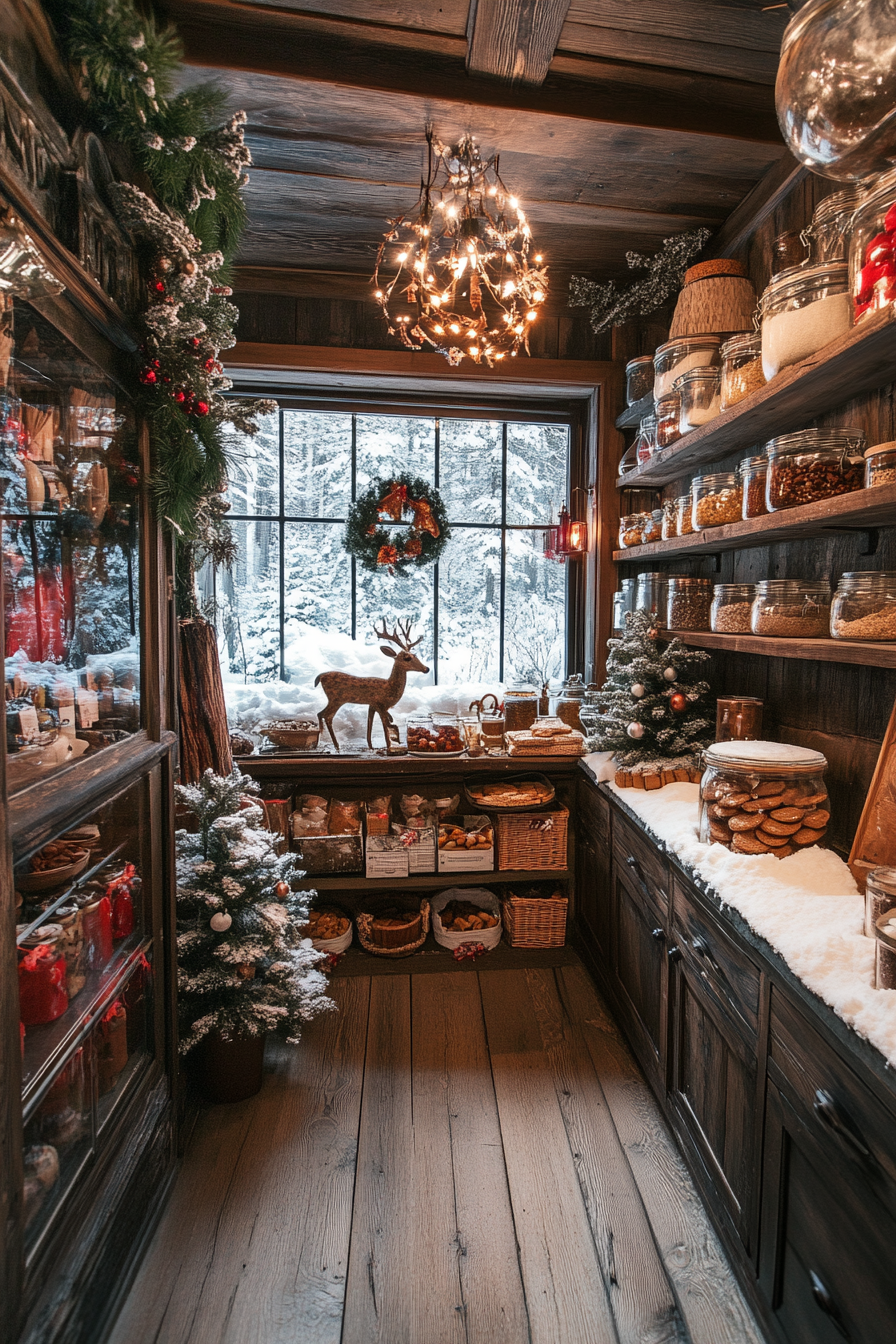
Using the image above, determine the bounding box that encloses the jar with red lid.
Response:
[78,891,113,970]
[765,428,866,510]
[106,864,137,940]
[848,168,896,322]
[18,927,68,1026]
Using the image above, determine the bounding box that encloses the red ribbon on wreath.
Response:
[378,482,408,521]
[377,544,398,569]
[407,496,440,538]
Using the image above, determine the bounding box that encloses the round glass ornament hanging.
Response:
[373,130,549,367]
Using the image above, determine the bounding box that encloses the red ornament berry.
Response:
[174,389,186,404]
[190,337,202,348]
[670,692,687,713]
[194,400,210,416]
[139,368,157,385]
[274,880,290,899]
[204,357,216,371]
[152,280,166,294]
[152,359,161,368]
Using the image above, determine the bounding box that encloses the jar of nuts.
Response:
[619,512,648,548]
[666,576,713,630]
[751,579,831,638]
[720,332,765,410]
[691,472,741,529]
[641,508,663,545]
[865,441,896,487]
[699,740,829,858]
[739,455,769,519]
[831,571,896,642]
[661,499,678,540]
[675,494,695,536]
[711,583,756,634]
[765,428,866,511]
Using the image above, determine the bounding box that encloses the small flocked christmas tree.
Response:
[595,609,714,771]
[175,768,333,1053]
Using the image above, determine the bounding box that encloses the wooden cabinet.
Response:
[575,778,611,959]
[577,775,896,1344]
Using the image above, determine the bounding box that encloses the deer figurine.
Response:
[314,618,429,752]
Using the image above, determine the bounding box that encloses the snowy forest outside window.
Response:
[204,406,572,734]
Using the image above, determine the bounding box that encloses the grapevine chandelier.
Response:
[373,130,549,368]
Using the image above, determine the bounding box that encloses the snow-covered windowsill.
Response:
[581,752,896,1070]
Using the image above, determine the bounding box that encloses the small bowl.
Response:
[259,720,321,750]
[17,851,90,893]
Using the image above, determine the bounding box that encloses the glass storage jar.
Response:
[874,910,896,990]
[555,674,586,732]
[666,576,712,631]
[619,512,648,548]
[625,355,655,406]
[699,740,829,855]
[655,391,681,449]
[635,572,668,618]
[675,367,722,433]
[715,695,763,743]
[503,685,538,734]
[18,926,68,1026]
[831,571,896,641]
[740,455,769,519]
[675,494,695,536]
[751,579,831,638]
[661,499,678,540]
[720,332,766,409]
[692,472,741,529]
[653,334,721,401]
[711,583,756,634]
[848,167,896,323]
[765,428,866,510]
[634,413,657,465]
[641,508,663,545]
[864,865,896,938]
[802,186,864,265]
[612,577,636,631]
[759,262,852,380]
[865,441,896,487]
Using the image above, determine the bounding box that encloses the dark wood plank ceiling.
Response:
[162,0,791,306]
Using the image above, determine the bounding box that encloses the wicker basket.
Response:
[356,899,430,957]
[501,885,568,948]
[496,804,569,871]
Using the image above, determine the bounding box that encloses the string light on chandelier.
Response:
[373,130,549,368]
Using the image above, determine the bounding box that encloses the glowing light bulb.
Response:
[469,346,479,356]
[514,324,524,334]
[447,206,458,218]
[533,290,544,302]
[434,324,444,334]
[414,260,425,271]
[502,281,516,297]
[427,274,435,282]
[466,242,475,253]
[509,196,518,208]
[397,252,408,262]
[450,323,461,334]
[535,254,543,263]
[526,310,537,321]
[431,295,441,307]
[495,352,505,360]
[505,252,514,264]
[374,290,383,299]
[421,226,430,236]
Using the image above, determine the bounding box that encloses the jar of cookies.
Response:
[699,740,829,857]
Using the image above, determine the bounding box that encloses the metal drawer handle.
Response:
[667,945,682,963]
[625,854,643,880]
[651,927,666,942]
[691,937,722,975]
[809,1271,850,1339]
[813,1090,871,1160]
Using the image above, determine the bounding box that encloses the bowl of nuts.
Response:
[18,840,91,893]
[303,905,353,954]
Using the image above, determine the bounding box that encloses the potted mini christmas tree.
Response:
[594,609,714,789]
[175,768,333,1101]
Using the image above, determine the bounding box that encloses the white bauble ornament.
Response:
[663,666,677,682]
[210,912,232,932]
[631,683,646,698]
[626,722,645,739]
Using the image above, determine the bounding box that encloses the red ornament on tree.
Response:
[670,692,687,713]
[152,280,166,294]
[274,881,290,900]
[193,400,210,417]
[139,367,157,386]
[204,357,216,372]
[174,389,186,404]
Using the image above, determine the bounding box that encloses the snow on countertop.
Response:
[580,753,896,1069]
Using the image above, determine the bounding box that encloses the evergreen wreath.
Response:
[569,228,712,335]
[344,475,451,575]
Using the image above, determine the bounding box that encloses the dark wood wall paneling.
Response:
[617,173,896,855]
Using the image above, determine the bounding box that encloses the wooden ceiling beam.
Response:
[466,0,573,87]
[160,0,783,144]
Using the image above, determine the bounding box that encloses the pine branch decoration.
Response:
[569,228,712,334]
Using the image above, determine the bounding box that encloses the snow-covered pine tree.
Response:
[175,768,333,1052]
[595,609,714,769]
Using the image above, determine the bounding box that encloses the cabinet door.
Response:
[759,1080,896,1344]
[575,781,611,959]
[611,864,668,1093]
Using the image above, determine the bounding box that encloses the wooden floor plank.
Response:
[479,969,619,1344]
[525,968,687,1344]
[410,974,530,1344]
[557,964,764,1344]
[108,976,369,1344]
[341,975,414,1344]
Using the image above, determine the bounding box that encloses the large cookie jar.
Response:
[699,741,829,857]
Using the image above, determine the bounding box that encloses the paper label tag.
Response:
[76,689,100,727]
[366,848,409,879]
[17,705,39,740]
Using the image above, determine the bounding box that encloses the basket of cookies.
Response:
[699,741,829,858]
[356,897,430,957]
[464,774,555,813]
[431,887,502,951]
[303,905,353,955]
[438,816,494,872]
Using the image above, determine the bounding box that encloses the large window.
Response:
[206,405,574,736]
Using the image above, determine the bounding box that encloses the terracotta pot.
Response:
[192,1030,266,1104]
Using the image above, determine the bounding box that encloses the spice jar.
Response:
[848,167,896,323]
[619,512,648,549]
[740,455,769,519]
[52,904,88,999]
[720,332,766,410]
[625,355,655,406]
[765,428,866,510]
[666,577,712,631]
[864,866,896,938]
[653,334,721,401]
[97,999,129,1095]
[634,413,657,465]
[675,494,695,536]
[865,441,896,487]
[504,684,538,733]
[460,715,484,756]
[831,571,896,641]
[715,696,763,743]
[661,499,678,540]
[634,572,668,619]
[759,262,852,380]
[641,508,663,545]
[751,579,831,638]
[655,391,681,449]
[78,892,113,970]
[692,472,741,529]
[675,367,722,433]
[555,674,586,732]
[711,583,756,634]
[699,740,829,856]
[874,910,896,991]
[18,927,68,1026]
[802,186,864,266]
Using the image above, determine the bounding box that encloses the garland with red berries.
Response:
[344,475,451,575]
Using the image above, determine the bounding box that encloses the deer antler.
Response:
[373,617,422,652]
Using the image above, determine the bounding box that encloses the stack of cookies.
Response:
[702,778,829,858]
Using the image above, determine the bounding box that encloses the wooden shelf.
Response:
[613,481,896,561]
[295,868,571,891]
[658,628,896,668]
[615,390,654,429]
[616,307,896,489]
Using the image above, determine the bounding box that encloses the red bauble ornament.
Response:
[670,692,687,713]
[274,880,290,899]
[204,357,216,372]
[190,337,202,349]
[174,389,186,404]
[139,367,157,386]
[152,280,166,294]
[193,400,210,417]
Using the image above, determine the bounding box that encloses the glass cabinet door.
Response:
[2,298,142,796]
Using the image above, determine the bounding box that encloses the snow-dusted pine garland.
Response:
[569,228,712,335]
